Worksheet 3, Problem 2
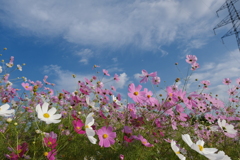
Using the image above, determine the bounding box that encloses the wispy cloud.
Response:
[75,49,93,65]
[0,0,226,51]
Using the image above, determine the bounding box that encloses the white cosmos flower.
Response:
[218,119,237,138]
[171,140,186,160]
[17,65,22,71]
[0,104,15,117]
[36,102,61,124]
[182,134,218,156]
[204,151,232,160]
[86,96,99,111]
[112,95,121,105]
[85,112,97,144]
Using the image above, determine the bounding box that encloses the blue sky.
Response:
[0,0,239,100]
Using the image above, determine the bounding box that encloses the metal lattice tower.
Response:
[213,0,240,51]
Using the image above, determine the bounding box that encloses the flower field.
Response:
[0,48,239,160]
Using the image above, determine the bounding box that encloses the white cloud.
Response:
[43,65,86,92]
[134,73,142,81]
[0,0,226,50]
[75,49,93,65]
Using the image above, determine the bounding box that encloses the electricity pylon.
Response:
[213,0,240,51]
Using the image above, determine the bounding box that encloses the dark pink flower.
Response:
[97,126,116,147]
[72,119,86,134]
[45,149,57,160]
[44,137,57,149]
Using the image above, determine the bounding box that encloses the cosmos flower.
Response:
[182,134,218,156]
[0,104,15,117]
[36,102,61,124]
[186,55,197,64]
[171,140,186,160]
[218,119,237,138]
[85,112,97,144]
[97,126,116,147]
[222,78,231,85]
[139,70,157,83]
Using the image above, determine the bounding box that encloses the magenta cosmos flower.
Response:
[96,126,116,147]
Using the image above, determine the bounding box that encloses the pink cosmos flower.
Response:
[236,78,240,85]
[132,135,154,147]
[201,80,210,88]
[96,126,116,147]
[21,82,33,91]
[186,55,197,64]
[223,78,231,85]
[119,154,124,160]
[151,76,160,85]
[228,88,237,96]
[191,62,200,70]
[103,69,110,76]
[44,136,57,149]
[139,70,157,83]
[114,74,120,82]
[45,149,57,160]
[111,86,116,91]
[72,119,86,134]
[128,83,145,103]
[6,142,29,160]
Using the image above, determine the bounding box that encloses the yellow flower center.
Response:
[25,86,28,88]
[147,95,151,98]
[103,134,108,139]
[48,141,52,145]
[134,92,139,96]
[44,152,48,156]
[198,145,204,151]
[17,149,22,154]
[43,113,50,118]
[176,151,180,154]
[85,125,89,128]
[169,93,173,97]
[142,141,147,144]
[76,127,81,130]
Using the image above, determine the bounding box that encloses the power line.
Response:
[213,0,240,51]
